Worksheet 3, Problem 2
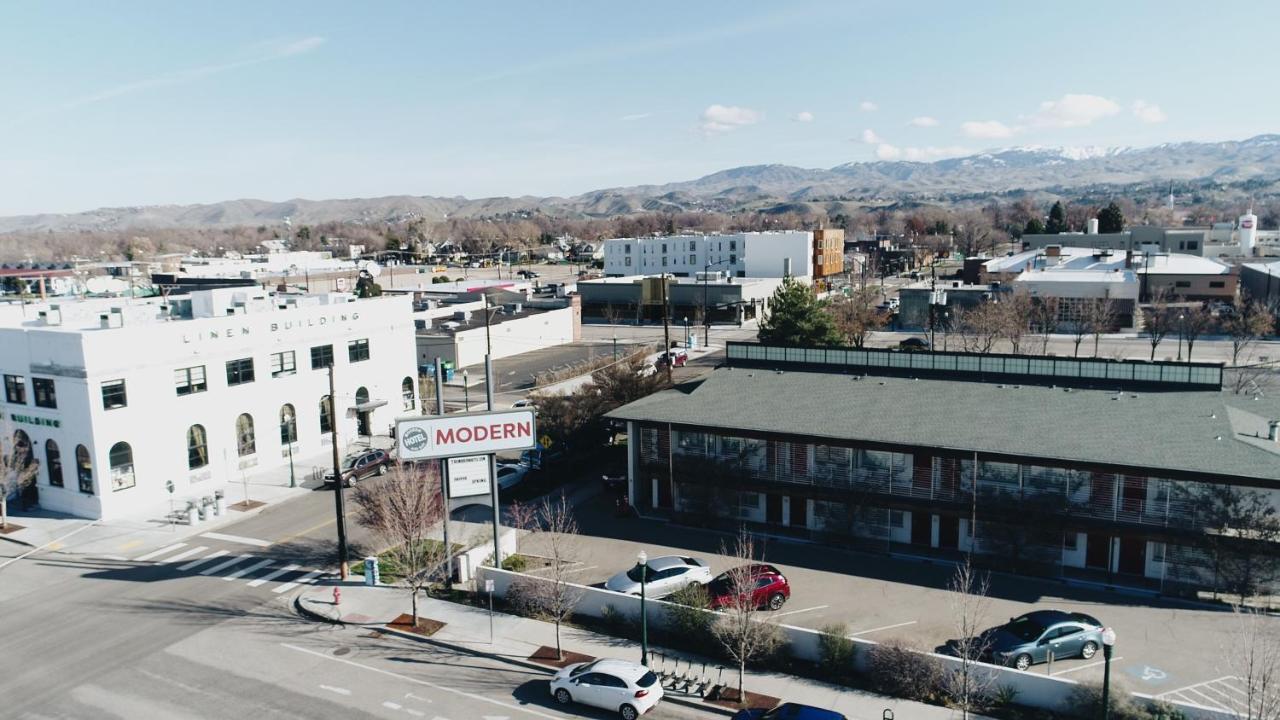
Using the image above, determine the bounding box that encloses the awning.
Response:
[351,399,388,412]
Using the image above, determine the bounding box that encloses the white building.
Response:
[0,289,417,520]
[602,231,814,279]
[985,247,1140,330]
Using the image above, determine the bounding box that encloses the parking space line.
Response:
[1183,687,1231,711]
[850,620,917,636]
[1051,657,1120,676]
[1159,676,1240,699]
[772,605,829,619]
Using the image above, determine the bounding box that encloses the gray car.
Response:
[982,610,1107,671]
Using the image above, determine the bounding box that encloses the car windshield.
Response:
[569,661,597,677]
[637,671,657,688]
[342,456,360,470]
[1005,616,1046,641]
[625,565,648,583]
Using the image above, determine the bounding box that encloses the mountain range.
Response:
[4,135,1279,234]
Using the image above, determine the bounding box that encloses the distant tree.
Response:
[1196,484,1280,599]
[1086,296,1118,357]
[1045,201,1067,234]
[1180,304,1215,362]
[354,273,383,298]
[1029,297,1060,355]
[998,293,1033,354]
[1097,202,1125,233]
[1226,299,1276,368]
[953,212,1001,257]
[829,288,888,348]
[952,302,1005,354]
[1023,218,1045,236]
[946,558,996,720]
[758,277,842,347]
[1144,290,1174,361]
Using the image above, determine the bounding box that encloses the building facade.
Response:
[812,228,845,279]
[611,344,1280,595]
[602,232,814,279]
[0,289,417,520]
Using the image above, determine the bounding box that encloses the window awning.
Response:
[351,399,388,412]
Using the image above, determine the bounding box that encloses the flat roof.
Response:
[608,368,1280,483]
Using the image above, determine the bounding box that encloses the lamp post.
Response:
[462,369,470,411]
[283,413,296,488]
[636,550,649,666]
[1176,312,1185,362]
[683,316,690,349]
[1100,627,1117,720]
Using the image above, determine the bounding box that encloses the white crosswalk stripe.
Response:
[133,543,186,562]
[273,569,325,594]
[164,546,209,564]
[249,563,301,587]
[177,549,228,571]
[200,554,254,576]
[224,558,274,581]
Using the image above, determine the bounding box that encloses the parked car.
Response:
[517,269,540,279]
[898,337,931,352]
[654,350,688,369]
[511,398,538,412]
[706,564,791,611]
[520,445,565,470]
[604,555,712,598]
[981,610,1107,671]
[550,658,663,720]
[324,448,392,487]
[732,703,847,720]
[496,462,528,491]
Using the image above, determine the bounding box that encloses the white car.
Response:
[603,555,712,598]
[496,462,528,491]
[550,658,663,720]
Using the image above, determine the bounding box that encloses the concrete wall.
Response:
[415,305,576,368]
[477,566,1218,720]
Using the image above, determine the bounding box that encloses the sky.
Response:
[2,1,1278,216]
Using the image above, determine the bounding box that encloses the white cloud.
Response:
[908,116,940,128]
[861,128,884,144]
[961,120,1016,139]
[621,112,653,121]
[1132,100,1167,124]
[699,104,761,134]
[859,100,879,112]
[793,110,815,123]
[1028,93,1120,128]
[875,143,901,160]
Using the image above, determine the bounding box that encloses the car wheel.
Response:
[620,704,639,720]
[377,464,387,476]
[768,593,786,611]
[554,688,572,705]
[1014,653,1033,671]
[1081,641,1098,660]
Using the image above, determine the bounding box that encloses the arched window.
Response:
[236,413,256,457]
[76,444,93,494]
[187,425,209,470]
[45,440,62,487]
[279,404,297,445]
[109,441,135,491]
[355,387,370,405]
[355,387,370,437]
[319,395,333,434]
[402,377,415,410]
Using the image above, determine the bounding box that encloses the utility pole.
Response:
[328,364,350,580]
[661,275,673,383]
[434,358,452,589]
[486,353,502,568]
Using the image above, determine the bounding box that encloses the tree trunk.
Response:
[1187,341,1195,362]
[1150,344,1157,361]
[555,619,563,661]
[410,587,418,627]
[737,659,746,705]
[1,495,7,530]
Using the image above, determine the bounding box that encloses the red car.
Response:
[707,564,790,611]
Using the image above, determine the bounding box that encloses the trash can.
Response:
[212,489,225,516]
[185,499,198,525]
[364,556,380,586]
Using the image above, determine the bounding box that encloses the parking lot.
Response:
[515,484,1249,701]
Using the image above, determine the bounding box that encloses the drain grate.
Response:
[333,646,351,656]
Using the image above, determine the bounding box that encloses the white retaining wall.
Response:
[477,566,1219,720]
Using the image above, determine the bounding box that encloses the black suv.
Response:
[324,448,392,487]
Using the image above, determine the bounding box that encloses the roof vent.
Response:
[1269,420,1280,442]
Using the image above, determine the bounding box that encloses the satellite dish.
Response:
[361,260,383,278]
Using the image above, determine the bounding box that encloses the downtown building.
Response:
[601,231,815,279]
[0,288,417,520]
[609,343,1280,595]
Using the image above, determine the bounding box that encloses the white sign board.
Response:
[397,410,537,460]
[447,455,492,498]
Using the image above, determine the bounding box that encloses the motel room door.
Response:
[938,515,960,550]
[911,512,932,546]
[1085,533,1111,570]
[766,494,783,525]
[1118,537,1146,576]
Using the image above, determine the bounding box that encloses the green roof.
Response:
[607,368,1280,483]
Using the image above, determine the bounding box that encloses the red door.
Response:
[911,512,932,546]
[1086,533,1111,570]
[1118,537,1146,575]
[789,496,807,528]
[938,515,960,549]
[766,494,783,524]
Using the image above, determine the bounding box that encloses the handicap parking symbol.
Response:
[1123,664,1171,685]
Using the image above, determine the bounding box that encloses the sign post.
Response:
[485,577,495,644]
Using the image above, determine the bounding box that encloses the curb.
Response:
[290,592,734,717]
[0,533,37,549]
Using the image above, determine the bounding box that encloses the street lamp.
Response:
[683,316,690,349]
[636,550,649,666]
[1176,312,1186,362]
[283,413,296,488]
[462,369,471,411]
[1100,627,1117,720]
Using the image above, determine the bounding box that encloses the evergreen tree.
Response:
[1024,218,1045,235]
[1097,202,1125,233]
[758,276,843,347]
[1045,201,1067,234]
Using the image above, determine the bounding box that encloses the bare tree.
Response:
[712,528,784,705]
[1086,296,1118,358]
[351,463,447,628]
[1227,299,1276,367]
[1029,297,1060,355]
[0,420,38,530]
[1181,303,1215,362]
[999,293,1033,354]
[1226,604,1280,720]
[507,494,583,661]
[829,288,888,348]
[952,302,1004,354]
[946,557,996,720]
[1144,290,1174,361]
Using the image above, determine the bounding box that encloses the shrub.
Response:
[817,623,857,685]
[663,583,715,647]
[865,640,944,703]
[600,604,640,640]
[501,554,528,572]
[1066,680,1176,720]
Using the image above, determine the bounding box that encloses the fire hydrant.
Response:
[333,586,342,606]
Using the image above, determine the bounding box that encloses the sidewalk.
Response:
[296,582,960,720]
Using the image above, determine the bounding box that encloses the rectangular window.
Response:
[4,375,26,405]
[347,338,370,363]
[729,240,737,251]
[225,358,255,386]
[101,379,127,409]
[889,510,905,528]
[311,344,334,369]
[1174,280,1191,288]
[32,378,56,409]
[1064,533,1079,551]
[1152,541,1166,563]
[270,350,297,377]
[1209,281,1225,289]
[174,366,207,396]
[661,243,668,253]
[625,257,632,267]
[689,254,696,264]
[624,244,631,253]
[729,254,737,265]
[661,256,668,266]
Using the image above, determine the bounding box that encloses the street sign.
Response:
[539,434,553,449]
[397,409,536,460]
[446,455,492,498]
[165,480,174,494]
[484,579,495,593]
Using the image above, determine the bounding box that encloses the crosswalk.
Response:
[127,542,330,594]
